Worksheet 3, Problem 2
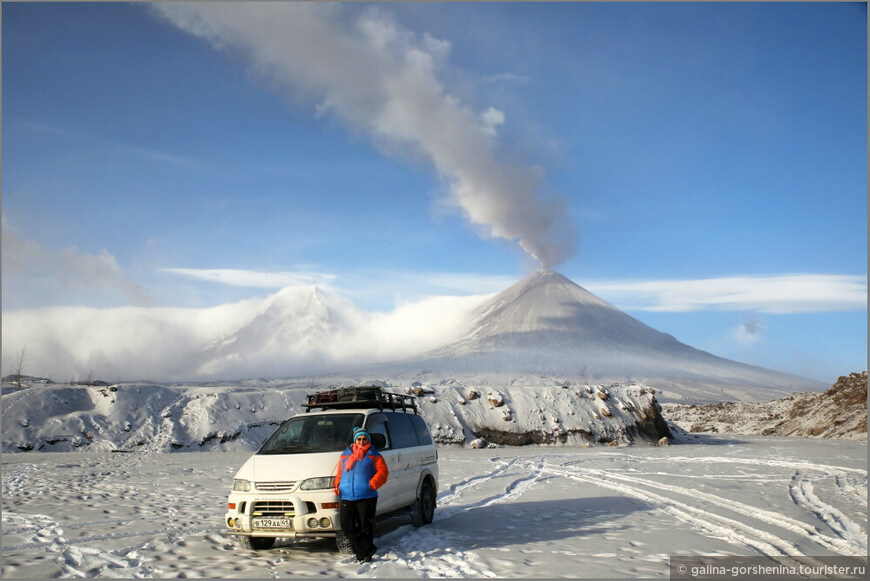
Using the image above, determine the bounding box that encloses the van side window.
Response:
[410,414,434,446]
[364,413,392,450]
[385,412,418,449]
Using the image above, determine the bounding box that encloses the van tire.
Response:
[410,479,436,527]
[335,530,354,555]
[238,536,275,550]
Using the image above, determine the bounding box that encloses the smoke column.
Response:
[154,3,575,267]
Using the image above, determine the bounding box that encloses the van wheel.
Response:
[238,536,275,550]
[335,530,354,555]
[410,479,436,527]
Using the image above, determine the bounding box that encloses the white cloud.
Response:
[162,268,337,289]
[480,107,505,137]
[483,72,530,84]
[585,274,868,314]
[2,217,149,307]
[0,286,486,382]
[1,299,261,382]
[734,316,767,345]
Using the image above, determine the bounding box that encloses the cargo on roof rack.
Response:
[303,385,418,413]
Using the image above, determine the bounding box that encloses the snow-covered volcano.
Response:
[367,270,825,402]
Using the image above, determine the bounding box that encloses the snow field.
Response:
[2,436,866,578]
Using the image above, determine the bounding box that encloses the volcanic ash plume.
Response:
[154,2,576,267]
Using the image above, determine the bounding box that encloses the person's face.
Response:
[356,435,369,445]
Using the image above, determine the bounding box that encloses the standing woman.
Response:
[334,427,389,562]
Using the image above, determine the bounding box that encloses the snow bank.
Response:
[2,378,671,453]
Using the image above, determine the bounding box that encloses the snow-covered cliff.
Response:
[1,378,671,453]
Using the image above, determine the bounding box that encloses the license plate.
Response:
[252,518,293,529]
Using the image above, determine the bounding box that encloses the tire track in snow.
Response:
[538,461,814,560]
[659,455,867,477]
[560,451,868,555]
[361,457,545,578]
[789,471,868,553]
[436,457,544,521]
[835,474,868,508]
[436,457,522,506]
[562,463,862,556]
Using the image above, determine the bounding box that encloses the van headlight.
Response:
[233,479,252,492]
[300,476,335,490]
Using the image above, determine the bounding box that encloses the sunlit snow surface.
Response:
[2,437,866,578]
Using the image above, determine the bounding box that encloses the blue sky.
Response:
[2,2,866,383]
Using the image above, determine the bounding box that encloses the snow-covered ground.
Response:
[2,436,866,578]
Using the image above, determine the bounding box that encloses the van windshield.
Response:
[258,413,364,455]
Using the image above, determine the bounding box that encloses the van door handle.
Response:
[396,453,403,462]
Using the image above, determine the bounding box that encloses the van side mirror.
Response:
[372,433,386,450]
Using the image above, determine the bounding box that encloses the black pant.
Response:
[340,497,377,560]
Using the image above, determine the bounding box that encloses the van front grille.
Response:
[256,481,297,491]
[252,501,295,517]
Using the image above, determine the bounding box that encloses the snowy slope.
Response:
[367,270,826,402]
[1,378,671,453]
[662,371,868,440]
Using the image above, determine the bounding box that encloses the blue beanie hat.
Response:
[353,427,371,442]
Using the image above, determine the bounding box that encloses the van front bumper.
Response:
[225,491,341,536]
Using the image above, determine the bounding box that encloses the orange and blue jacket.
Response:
[334,446,389,501]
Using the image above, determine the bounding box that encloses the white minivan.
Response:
[225,386,438,551]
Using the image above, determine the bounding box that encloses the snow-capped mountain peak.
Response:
[463,269,677,348]
[191,286,354,378]
[372,270,826,402]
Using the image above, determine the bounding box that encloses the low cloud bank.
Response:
[1,287,488,383]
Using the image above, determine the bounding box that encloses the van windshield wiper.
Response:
[260,445,308,454]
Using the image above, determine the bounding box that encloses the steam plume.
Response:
[153,3,575,267]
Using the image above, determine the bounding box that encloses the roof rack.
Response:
[303,385,418,414]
